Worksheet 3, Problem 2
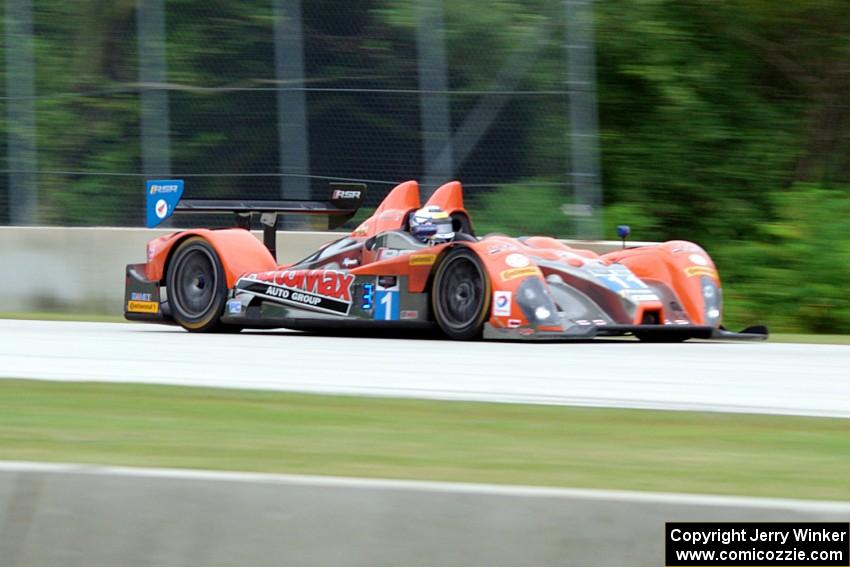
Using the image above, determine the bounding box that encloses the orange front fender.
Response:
[603,241,720,326]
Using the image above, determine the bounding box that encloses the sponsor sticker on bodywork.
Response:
[127,300,159,314]
[227,299,242,314]
[689,254,709,266]
[130,292,153,302]
[671,243,703,254]
[488,243,518,255]
[504,253,530,268]
[379,211,403,221]
[684,266,718,278]
[237,269,354,315]
[409,254,437,266]
[622,292,661,302]
[500,266,541,281]
[588,265,648,292]
[493,291,512,316]
[375,278,400,321]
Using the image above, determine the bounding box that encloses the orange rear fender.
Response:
[145,229,277,288]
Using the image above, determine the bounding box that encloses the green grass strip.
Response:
[0,379,848,500]
[769,334,850,345]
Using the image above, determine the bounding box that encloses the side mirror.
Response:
[617,225,631,249]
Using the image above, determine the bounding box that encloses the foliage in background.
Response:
[716,185,850,333]
[471,182,850,333]
[1,0,849,332]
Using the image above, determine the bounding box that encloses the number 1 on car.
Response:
[375,287,400,321]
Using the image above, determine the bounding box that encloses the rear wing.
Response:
[146,179,367,255]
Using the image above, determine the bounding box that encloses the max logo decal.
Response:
[237,270,355,315]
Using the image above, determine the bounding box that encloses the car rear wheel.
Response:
[432,248,491,340]
[167,237,228,332]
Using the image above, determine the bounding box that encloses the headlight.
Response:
[516,277,561,328]
[701,276,722,324]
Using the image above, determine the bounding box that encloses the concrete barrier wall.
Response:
[0,226,652,315]
[0,227,340,314]
[1,462,848,567]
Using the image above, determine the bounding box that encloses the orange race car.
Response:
[125,179,767,341]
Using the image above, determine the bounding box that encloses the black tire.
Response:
[166,237,228,332]
[431,247,491,340]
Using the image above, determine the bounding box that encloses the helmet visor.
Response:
[432,218,455,241]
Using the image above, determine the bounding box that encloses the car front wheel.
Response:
[431,247,491,340]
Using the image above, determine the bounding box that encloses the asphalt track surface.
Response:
[1,320,848,418]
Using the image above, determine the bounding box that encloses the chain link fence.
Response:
[1,0,601,236]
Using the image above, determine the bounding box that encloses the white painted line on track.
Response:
[2,460,848,511]
[1,320,849,418]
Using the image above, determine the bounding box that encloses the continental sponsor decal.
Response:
[409,254,437,266]
[236,269,354,315]
[684,266,718,278]
[127,300,159,313]
[500,266,541,281]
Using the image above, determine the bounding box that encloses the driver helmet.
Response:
[409,205,455,245]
